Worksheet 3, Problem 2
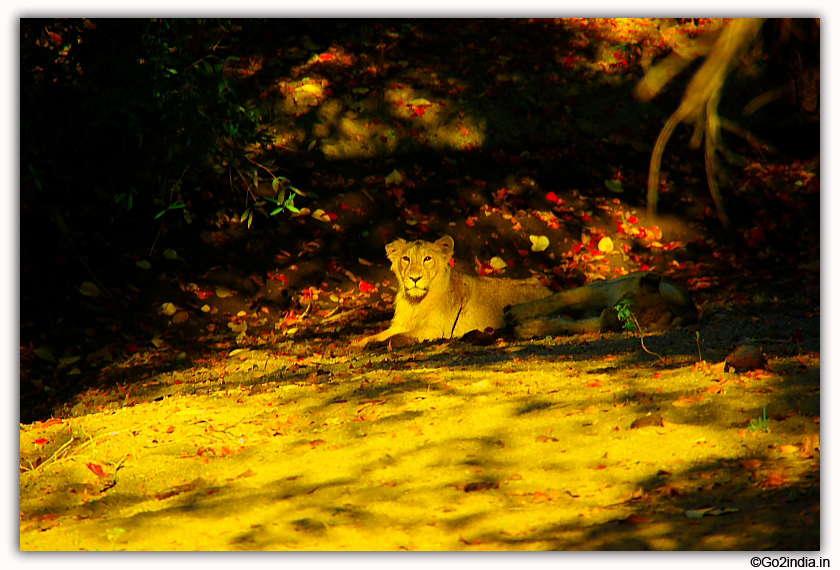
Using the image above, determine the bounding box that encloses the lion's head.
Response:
[385,235,454,303]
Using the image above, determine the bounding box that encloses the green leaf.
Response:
[34,346,56,363]
[604,179,624,193]
[79,282,100,297]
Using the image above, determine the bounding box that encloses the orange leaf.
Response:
[86,463,106,477]
[762,472,786,488]
[536,435,559,443]
[740,459,763,470]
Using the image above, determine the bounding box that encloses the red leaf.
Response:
[34,438,48,445]
[359,280,376,293]
[546,191,561,204]
[86,463,106,477]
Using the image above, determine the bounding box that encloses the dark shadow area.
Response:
[20,16,818,452]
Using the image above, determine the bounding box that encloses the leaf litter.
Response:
[20,18,819,551]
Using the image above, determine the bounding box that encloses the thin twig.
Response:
[629,314,663,361]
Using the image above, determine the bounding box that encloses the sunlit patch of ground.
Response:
[21,328,819,550]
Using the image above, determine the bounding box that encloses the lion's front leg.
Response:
[353,324,406,347]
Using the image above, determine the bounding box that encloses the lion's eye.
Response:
[402,256,410,262]
[424,256,432,262]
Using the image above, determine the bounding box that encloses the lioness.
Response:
[355,235,552,346]
[505,271,698,338]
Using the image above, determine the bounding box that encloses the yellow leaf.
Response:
[228,322,248,333]
[529,235,550,252]
[598,236,614,253]
[215,286,232,298]
[311,209,331,222]
[298,83,323,95]
[780,444,799,453]
[385,169,404,185]
[489,257,508,271]
[79,282,100,297]
[408,98,432,106]
[160,302,178,316]
[135,260,152,270]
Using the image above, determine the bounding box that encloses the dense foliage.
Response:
[21,19,268,230]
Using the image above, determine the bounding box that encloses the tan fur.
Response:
[356,235,551,346]
[505,271,698,339]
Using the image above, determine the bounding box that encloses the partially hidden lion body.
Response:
[357,235,551,346]
[504,270,698,338]
[356,235,698,347]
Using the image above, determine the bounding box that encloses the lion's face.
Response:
[386,236,455,302]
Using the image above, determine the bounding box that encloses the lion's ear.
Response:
[435,235,455,255]
[385,239,407,260]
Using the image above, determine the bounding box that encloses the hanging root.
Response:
[641,18,765,224]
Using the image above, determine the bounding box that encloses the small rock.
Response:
[630,413,664,429]
[725,345,766,371]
